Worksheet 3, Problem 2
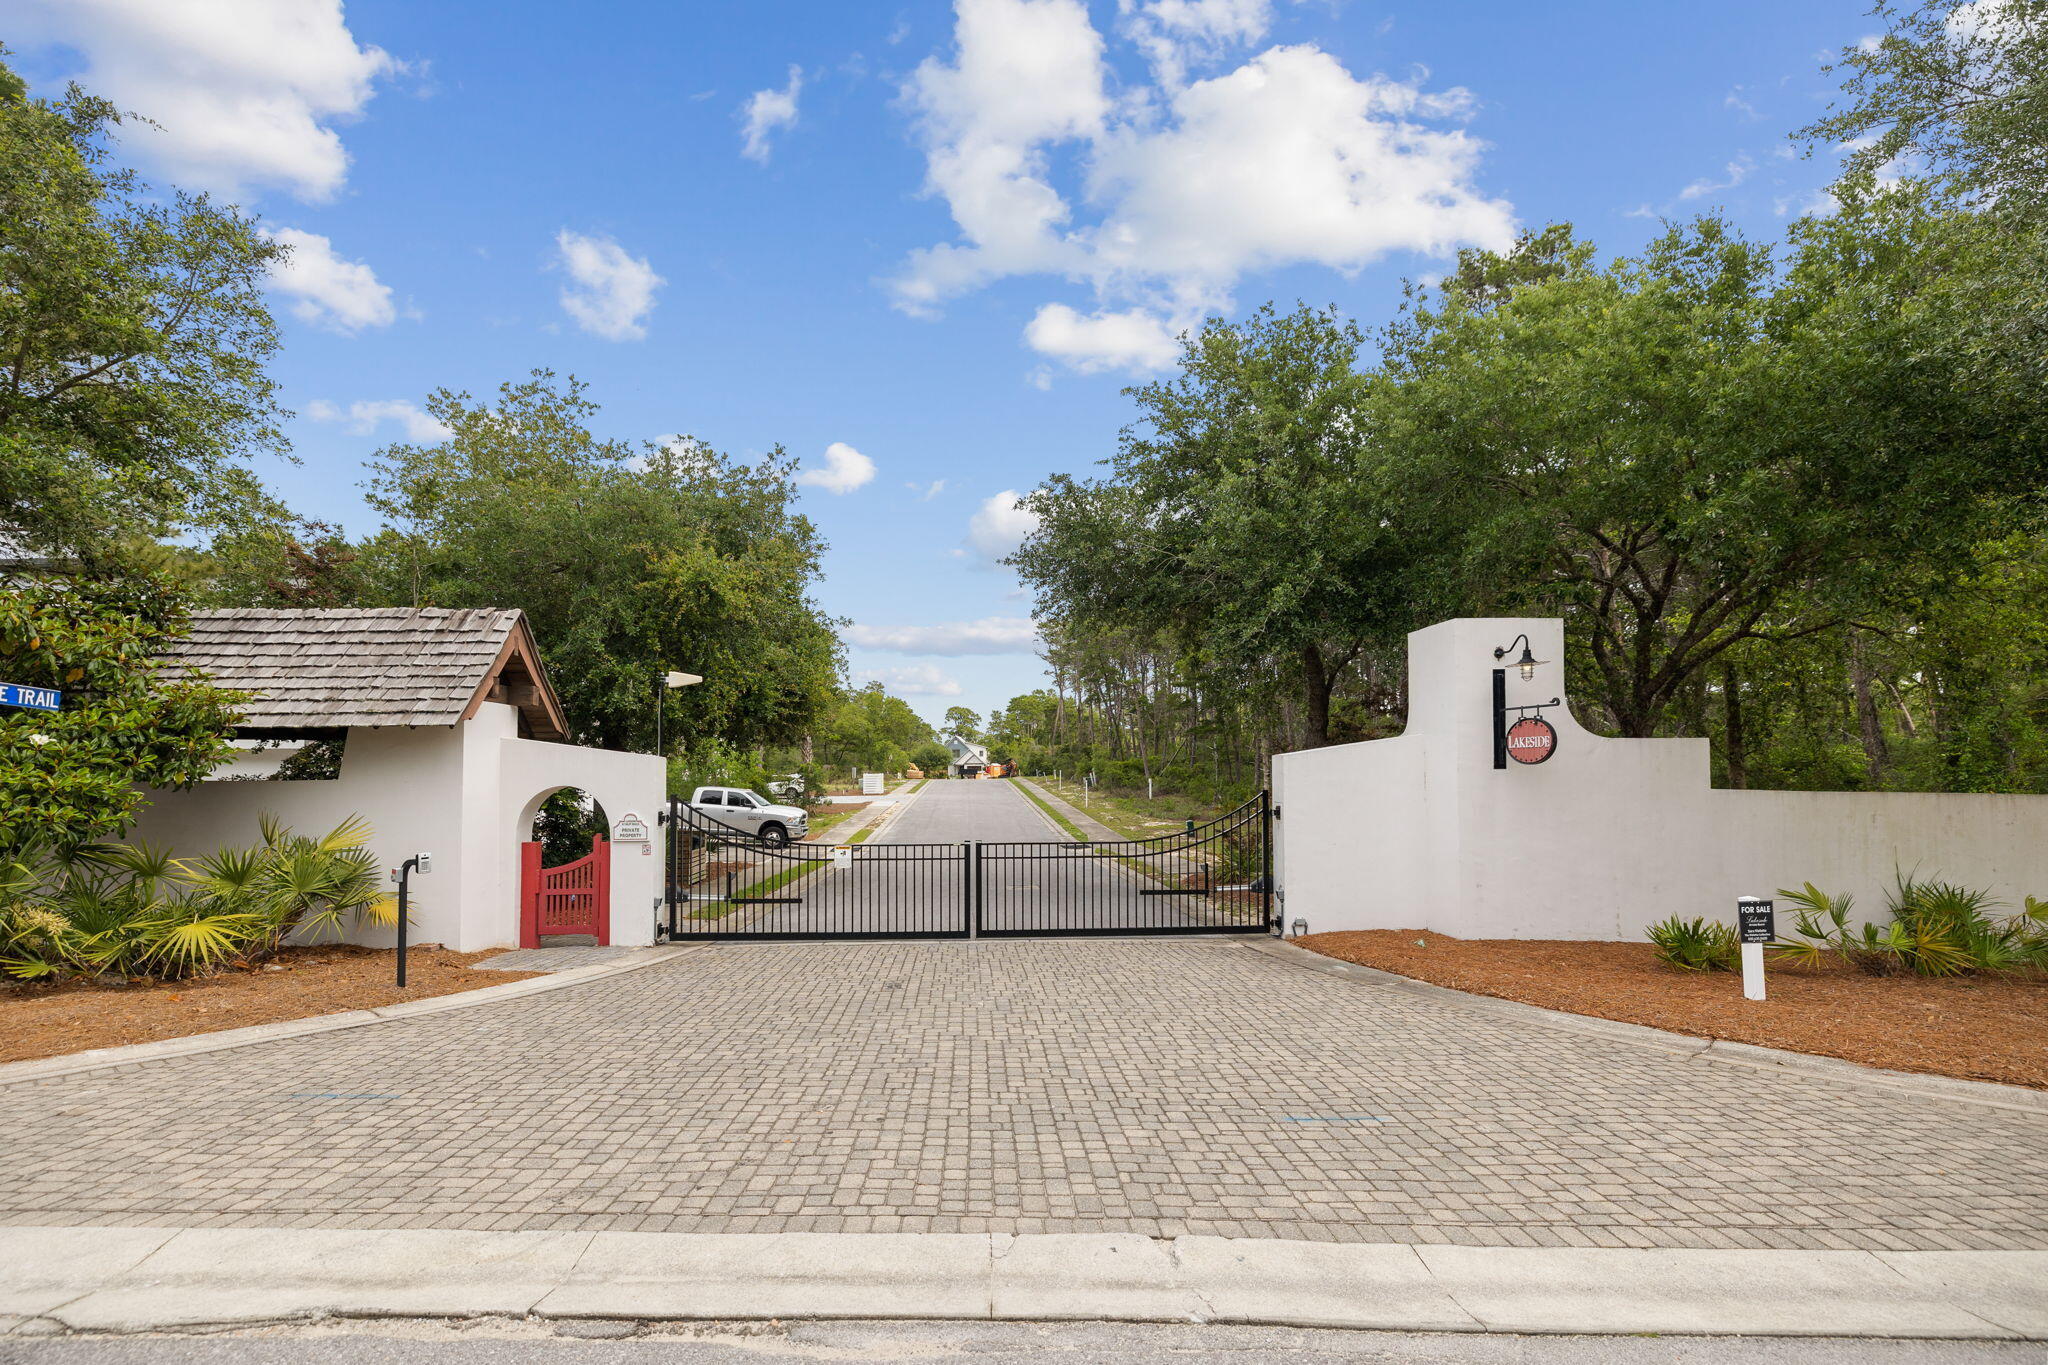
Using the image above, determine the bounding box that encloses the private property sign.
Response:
[0,683,61,712]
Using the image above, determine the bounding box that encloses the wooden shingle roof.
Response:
[163,608,569,741]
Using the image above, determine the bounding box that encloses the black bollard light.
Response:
[395,852,430,987]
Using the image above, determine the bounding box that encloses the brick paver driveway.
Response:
[2,938,2043,1250]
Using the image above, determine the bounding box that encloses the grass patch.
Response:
[1013,779,1091,842]
[802,803,867,840]
[688,854,826,916]
[1029,775,1226,842]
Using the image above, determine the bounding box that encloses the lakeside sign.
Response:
[1,683,61,712]
[1504,715,1556,765]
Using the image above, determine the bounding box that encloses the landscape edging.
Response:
[0,944,702,1088]
[1245,937,2048,1118]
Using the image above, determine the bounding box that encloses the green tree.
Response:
[941,706,982,741]
[0,570,242,855]
[818,683,935,771]
[1376,205,2043,736]
[0,51,286,567]
[908,740,952,775]
[1800,0,2048,218]
[1015,304,1424,748]
[359,372,842,752]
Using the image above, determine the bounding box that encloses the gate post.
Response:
[519,841,542,948]
[971,841,984,938]
[1261,792,1277,934]
[961,841,976,938]
[593,833,611,946]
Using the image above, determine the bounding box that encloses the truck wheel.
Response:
[759,823,789,847]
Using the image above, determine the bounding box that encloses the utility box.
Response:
[862,771,884,795]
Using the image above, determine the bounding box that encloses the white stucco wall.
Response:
[127,702,665,952]
[1273,617,2048,941]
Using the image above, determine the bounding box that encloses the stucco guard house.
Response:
[128,608,665,952]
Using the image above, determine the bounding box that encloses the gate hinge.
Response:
[1272,805,1281,820]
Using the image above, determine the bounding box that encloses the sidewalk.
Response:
[1011,776,1123,841]
[4,1227,2042,1338]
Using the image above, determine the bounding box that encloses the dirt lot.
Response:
[0,945,539,1065]
[1297,930,2048,1090]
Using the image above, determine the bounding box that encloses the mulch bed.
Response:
[1296,930,2048,1090]
[0,945,539,1066]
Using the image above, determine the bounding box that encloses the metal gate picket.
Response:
[975,793,1272,937]
[660,800,970,940]
[659,792,1273,941]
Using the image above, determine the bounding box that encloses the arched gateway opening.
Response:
[518,786,612,947]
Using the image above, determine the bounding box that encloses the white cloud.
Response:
[907,478,949,500]
[893,0,1111,316]
[796,442,878,495]
[264,227,396,332]
[893,4,1515,374]
[307,398,450,442]
[854,664,965,697]
[1723,86,1762,121]
[847,616,1041,655]
[554,230,664,340]
[1122,0,1272,85]
[1024,303,1182,373]
[9,0,396,202]
[966,490,1041,564]
[740,65,804,163]
[1679,154,1755,201]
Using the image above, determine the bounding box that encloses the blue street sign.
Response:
[0,683,62,712]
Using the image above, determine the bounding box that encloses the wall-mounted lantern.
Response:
[1493,634,1546,682]
[1491,635,1561,770]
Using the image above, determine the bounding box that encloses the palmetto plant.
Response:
[1774,876,2048,978]
[0,840,257,980]
[1646,915,1740,972]
[176,814,394,958]
[0,816,394,983]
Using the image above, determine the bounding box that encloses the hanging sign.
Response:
[1504,715,1556,765]
[1,683,61,712]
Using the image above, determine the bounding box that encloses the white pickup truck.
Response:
[686,786,808,846]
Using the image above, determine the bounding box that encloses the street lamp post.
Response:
[654,670,703,758]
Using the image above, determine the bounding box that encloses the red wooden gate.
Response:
[520,835,610,947]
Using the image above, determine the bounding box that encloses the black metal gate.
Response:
[659,792,1273,941]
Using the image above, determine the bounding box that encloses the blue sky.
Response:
[10,0,1873,727]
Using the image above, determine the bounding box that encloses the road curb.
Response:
[1,1227,2040,1339]
[1245,937,2048,1118]
[0,945,702,1088]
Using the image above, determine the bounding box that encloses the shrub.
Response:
[1647,915,1739,972]
[0,816,392,983]
[1774,877,2048,977]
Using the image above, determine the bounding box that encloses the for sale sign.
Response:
[1504,715,1556,765]
[1738,898,1776,944]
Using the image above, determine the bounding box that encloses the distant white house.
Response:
[127,608,664,952]
[941,732,990,777]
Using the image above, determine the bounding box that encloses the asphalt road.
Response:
[705,780,1260,936]
[5,1324,2036,1365]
